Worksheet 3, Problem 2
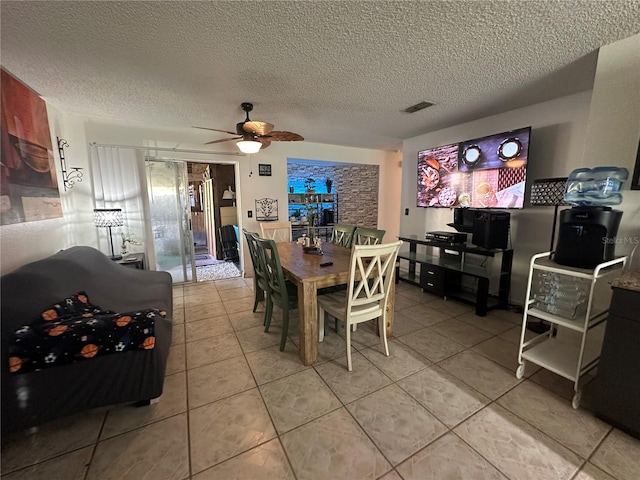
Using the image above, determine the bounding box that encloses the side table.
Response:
[114,253,145,270]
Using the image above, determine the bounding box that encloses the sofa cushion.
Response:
[9,301,166,374]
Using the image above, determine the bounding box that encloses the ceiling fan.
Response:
[194,102,304,153]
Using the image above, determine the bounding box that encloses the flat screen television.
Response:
[417,126,531,208]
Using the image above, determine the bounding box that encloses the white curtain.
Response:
[90,146,146,254]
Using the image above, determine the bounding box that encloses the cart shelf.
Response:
[517,252,626,409]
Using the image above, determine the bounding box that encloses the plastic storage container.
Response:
[533,270,590,319]
[564,166,629,206]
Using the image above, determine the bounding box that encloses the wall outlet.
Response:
[247,210,252,218]
[405,208,409,215]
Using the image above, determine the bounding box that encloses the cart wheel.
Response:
[572,391,582,410]
[516,364,525,379]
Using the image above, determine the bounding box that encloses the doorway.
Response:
[146,158,241,283]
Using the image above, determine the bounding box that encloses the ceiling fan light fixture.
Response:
[236,140,262,154]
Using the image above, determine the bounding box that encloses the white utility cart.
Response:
[517,252,626,409]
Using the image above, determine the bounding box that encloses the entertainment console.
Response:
[397,235,513,316]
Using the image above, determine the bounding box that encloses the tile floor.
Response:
[2,278,639,480]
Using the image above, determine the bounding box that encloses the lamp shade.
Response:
[222,186,235,200]
[236,140,262,154]
[94,208,124,227]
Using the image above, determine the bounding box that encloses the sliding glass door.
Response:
[146,159,196,283]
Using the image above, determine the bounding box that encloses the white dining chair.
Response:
[317,240,402,371]
[260,221,292,243]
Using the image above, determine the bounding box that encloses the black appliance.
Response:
[322,209,334,226]
[448,208,479,233]
[471,211,510,250]
[554,206,623,269]
[426,231,467,244]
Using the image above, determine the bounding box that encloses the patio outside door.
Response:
[146,159,196,283]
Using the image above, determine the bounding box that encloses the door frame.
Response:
[140,155,244,282]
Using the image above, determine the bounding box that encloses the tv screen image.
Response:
[417,126,531,209]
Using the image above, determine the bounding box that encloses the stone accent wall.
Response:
[287,162,379,227]
[334,165,379,227]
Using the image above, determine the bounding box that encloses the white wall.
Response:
[0,104,82,274]
[1,114,402,276]
[581,33,640,253]
[400,33,640,305]
[401,90,593,304]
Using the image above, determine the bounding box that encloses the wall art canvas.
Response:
[1,68,62,224]
[255,198,278,221]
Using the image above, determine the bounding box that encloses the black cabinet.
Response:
[420,264,445,296]
[593,286,640,439]
[397,235,512,316]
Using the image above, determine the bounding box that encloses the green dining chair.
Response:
[352,226,386,245]
[242,230,268,320]
[255,237,298,351]
[330,224,357,248]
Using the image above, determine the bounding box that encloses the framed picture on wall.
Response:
[631,136,640,190]
[1,68,63,224]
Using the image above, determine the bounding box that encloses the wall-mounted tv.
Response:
[417,126,531,209]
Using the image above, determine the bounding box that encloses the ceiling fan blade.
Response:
[257,138,272,149]
[193,126,238,136]
[242,121,274,136]
[263,131,304,142]
[204,137,240,145]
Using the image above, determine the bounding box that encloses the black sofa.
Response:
[1,246,173,435]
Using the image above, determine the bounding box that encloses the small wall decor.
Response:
[255,198,278,221]
[58,137,83,191]
[258,164,272,176]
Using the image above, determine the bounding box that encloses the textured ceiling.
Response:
[1,1,639,151]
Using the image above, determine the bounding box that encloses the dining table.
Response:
[276,241,396,365]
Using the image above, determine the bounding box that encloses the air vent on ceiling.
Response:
[403,101,434,113]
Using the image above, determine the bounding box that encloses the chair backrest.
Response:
[346,241,402,319]
[352,226,386,245]
[330,224,357,248]
[255,237,290,307]
[260,221,292,243]
[242,229,263,277]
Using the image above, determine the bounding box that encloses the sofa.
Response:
[1,246,173,435]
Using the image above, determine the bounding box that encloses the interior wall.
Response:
[400,32,640,306]
[401,90,594,305]
[581,33,640,254]
[0,115,401,277]
[0,103,84,274]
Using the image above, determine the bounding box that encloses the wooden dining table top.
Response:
[276,241,353,288]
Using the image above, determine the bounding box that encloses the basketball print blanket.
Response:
[8,292,164,374]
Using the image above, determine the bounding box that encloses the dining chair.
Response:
[242,229,268,319]
[330,223,357,248]
[352,226,386,245]
[260,221,292,243]
[255,237,298,351]
[317,240,403,371]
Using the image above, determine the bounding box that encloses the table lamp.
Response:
[94,208,124,260]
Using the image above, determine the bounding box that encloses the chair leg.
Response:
[346,320,353,371]
[280,308,289,351]
[318,306,325,342]
[253,286,263,313]
[264,296,273,332]
[378,316,389,357]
